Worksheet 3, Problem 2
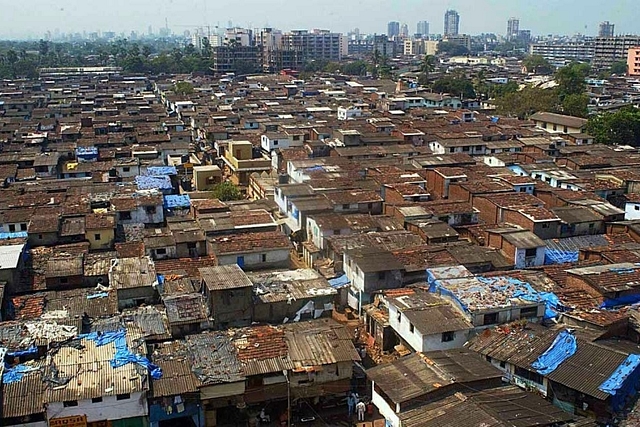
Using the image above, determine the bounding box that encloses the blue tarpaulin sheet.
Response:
[2,364,39,384]
[0,231,28,240]
[328,274,350,288]
[87,292,109,300]
[135,175,173,191]
[80,330,162,379]
[544,249,579,265]
[6,346,38,358]
[76,146,98,156]
[477,276,565,320]
[601,294,640,309]
[145,166,177,176]
[531,330,577,375]
[163,194,191,209]
[599,354,640,411]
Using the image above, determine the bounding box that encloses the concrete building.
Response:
[280,29,343,62]
[444,10,460,37]
[416,21,429,38]
[594,36,640,70]
[444,34,471,51]
[627,46,640,76]
[530,41,594,62]
[599,21,615,37]
[388,21,400,38]
[507,17,520,40]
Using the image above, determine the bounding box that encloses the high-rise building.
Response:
[599,21,615,37]
[388,21,400,37]
[400,23,409,38]
[417,21,430,38]
[281,29,344,62]
[507,17,520,40]
[444,10,460,37]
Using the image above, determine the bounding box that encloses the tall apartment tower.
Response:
[507,17,520,39]
[400,23,409,38]
[417,21,430,38]
[388,21,400,37]
[444,10,460,37]
[599,21,615,37]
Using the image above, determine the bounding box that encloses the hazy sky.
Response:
[0,0,638,39]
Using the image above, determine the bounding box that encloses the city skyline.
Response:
[0,0,638,39]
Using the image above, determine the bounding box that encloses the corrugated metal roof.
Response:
[3,361,46,418]
[0,243,24,270]
[185,332,245,385]
[200,264,253,291]
[151,341,201,398]
[109,256,157,289]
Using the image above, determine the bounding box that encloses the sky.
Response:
[0,0,638,39]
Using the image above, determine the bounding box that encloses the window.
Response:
[378,271,385,280]
[60,277,69,284]
[553,124,557,131]
[63,400,78,407]
[120,211,132,220]
[261,254,267,262]
[588,223,595,230]
[520,306,539,318]
[441,331,455,342]
[122,167,130,172]
[449,148,455,153]
[563,126,568,133]
[156,248,167,255]
[483,312,499,325]
[514,366,544,385]
[272,140,279,146]
[92,397,103,403]
[635,206,640,211]
[38,234,43,240]
[499,361,506,369]
[8,224,15,232]
[342,204,350,210]
[396,311,401,323]
[462,146,470,152]
[94,233,101,241]
[409,323,415,333]
[525,248,537,258]
[20,223,27,231]
[187,242,197,249]
[116,393,130,400]
[145,206,157,214]
[541,223,549,229]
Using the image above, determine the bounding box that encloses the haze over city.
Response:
[1,0,638,39]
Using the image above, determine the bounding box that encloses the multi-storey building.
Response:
[444,10,460,37]
[530,41,595,62]
[280,29,343,62]
[211,45,261,74]
[599,21,615,37]
[417,21,430,38]
[628,46,640,76]
[507,17,520,40]
[594,36,640,70]
[388,21,400,38]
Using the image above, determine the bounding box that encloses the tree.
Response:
[495,87,559,118]
[562,93,589,118]
[555,62,588,98]
[368,49,382,78]
[418,54,436,86]
[437,41,469,56]
[586,107,640,146]
[522,55,553,75]
[342,60,368,76]
[432,76,476,99]
[610,61,628,76]
[211,181,242,201]
[173,81,194,95]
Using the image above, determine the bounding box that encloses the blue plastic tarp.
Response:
[601,294,640,309]
[80,330,162,379]
[135,175,173,191]
[2,364,39,384]
[328,274,350,288]
[163,194,191,209]
[544,249,579,265]
[0,231,28,240]
[87,292,109,300]
[6,346,38,358]
[531,330,577,375]
[145,166,177,176]
[599,354,640,395]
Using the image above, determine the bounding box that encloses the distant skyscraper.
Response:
[417,21,430,37]
[599,21,615,37]
[507,17,520,39]
[444,10,460,37]
[388,21,400,37]
[400,23,409,37]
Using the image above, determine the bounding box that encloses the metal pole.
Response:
[283,369,291,427]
